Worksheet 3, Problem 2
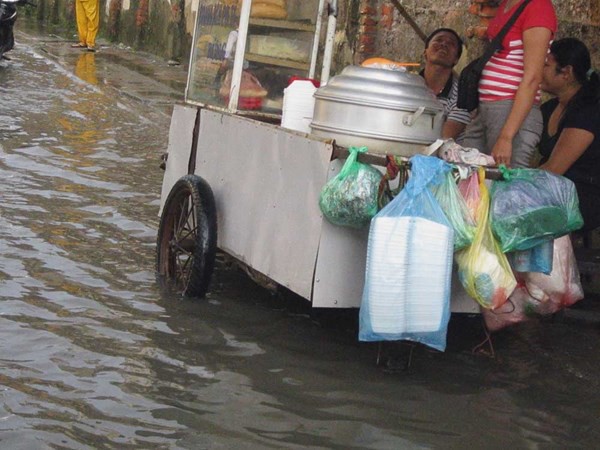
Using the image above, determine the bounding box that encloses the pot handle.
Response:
[402,106,425,127]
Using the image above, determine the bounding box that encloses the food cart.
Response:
[156,0,480,314]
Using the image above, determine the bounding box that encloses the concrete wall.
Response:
[28,0,193,61]
[28,0,600,68]
[348,1,600,72]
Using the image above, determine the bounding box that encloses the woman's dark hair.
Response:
[551,38,600,120]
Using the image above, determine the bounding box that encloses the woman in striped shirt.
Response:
[462,0,557,167]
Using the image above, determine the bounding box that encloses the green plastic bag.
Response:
[319,146,383,228]
[491,167,584,252]
[431,171,476,251]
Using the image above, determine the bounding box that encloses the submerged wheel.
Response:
[156,175,217,298]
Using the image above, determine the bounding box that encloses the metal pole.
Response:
[320,0,337,85]
[309,0,327,79]
[228,0,252,111]
[389,0,428,43]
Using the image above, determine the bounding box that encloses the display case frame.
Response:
[185,0,326,117]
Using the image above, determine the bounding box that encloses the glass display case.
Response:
[186,0,324,115]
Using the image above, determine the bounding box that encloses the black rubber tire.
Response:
[156,175,217,298]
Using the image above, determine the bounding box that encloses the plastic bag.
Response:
[219,70,268,98]
[491,168,584,252]
[507,240,554,275]
[431,171,476,251]
[359,155,454,352]
[455,168,517,309]
[319,146,383,228]
[458,171,480,224]
[521,235,584,314]
[438,139,496,166]
[483,235,583,331]
[481,285,533,332]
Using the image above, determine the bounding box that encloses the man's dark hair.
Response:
[425,28,463,60]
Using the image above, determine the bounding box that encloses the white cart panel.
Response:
[194,109,333,300]
[159,104,198,216]
[313,159,479,313]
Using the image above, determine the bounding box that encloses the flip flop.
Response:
[86,46,96,52]
[71,43,86,48]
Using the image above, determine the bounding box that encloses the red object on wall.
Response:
[357,0,378,60]
[467,1,499,39]
[380,4,394,29]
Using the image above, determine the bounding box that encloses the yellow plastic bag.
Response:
[455,168,517,309]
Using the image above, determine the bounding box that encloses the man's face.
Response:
[424,31,460,68]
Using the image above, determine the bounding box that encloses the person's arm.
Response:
[539,128,594,175]
[491,27,553,166]
[442,120,467,140]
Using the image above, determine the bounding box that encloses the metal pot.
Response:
[310,65,444,156]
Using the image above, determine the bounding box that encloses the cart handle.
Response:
[332,144,503,180]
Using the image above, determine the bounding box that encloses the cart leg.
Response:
[472,317,496,358]
[376,342,383,366]
[377,342,417,371]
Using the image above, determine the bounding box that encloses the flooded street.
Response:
[0,37,599,449]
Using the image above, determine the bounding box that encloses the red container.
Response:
[288,76,321,88]
[223,95,263,110]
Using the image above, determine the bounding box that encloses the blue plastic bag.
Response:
[359,155,454,352]
[507,240,554,275]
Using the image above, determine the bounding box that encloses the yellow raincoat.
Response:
[75,0,99,49]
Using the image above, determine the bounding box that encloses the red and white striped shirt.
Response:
[479,0,557,103]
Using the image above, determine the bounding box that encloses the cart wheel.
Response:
[156,175,217,298]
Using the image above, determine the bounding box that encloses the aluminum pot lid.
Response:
[315,65,443,112]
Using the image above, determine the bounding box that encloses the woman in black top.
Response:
[539,37,600,232]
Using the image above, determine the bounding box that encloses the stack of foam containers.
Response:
[281,80,317,134]
[364,215,454,334]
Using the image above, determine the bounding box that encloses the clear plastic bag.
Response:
[431,171,476,251]
[455,168,517,310]
[522,235,584,314]
[359,155,454,352]
[483,235,584,331]
[491,168,584,252]
[482,285,532,332]
[319,146,383,228]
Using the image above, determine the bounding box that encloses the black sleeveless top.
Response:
[539,97,600,231]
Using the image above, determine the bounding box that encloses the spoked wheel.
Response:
[156,175,217,298]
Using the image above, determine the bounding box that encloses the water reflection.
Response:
[74,52,98,85]
[0,40,598,448]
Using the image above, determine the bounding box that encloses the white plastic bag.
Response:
[522,235,584,314]
[482,235,584,331]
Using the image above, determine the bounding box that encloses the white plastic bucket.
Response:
[281,80,317,134]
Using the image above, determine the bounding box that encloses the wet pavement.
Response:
[19,23,188,113]
[0,28,599,449]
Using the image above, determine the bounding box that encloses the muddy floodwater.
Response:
[0,39,599,449]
